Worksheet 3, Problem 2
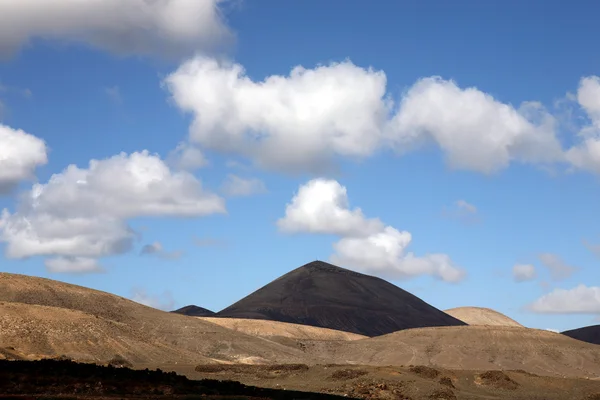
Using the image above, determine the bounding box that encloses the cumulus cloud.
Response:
[44,256,104,274]
[528,285,600,314]
[0,0,232,59]
[538,253,578,281]
[167,142,208,171]
[278,179,465,282]
[166,58,570,174]
[387,77,563,173]
[165,57,390,173]
[221,174,266,197]
[140,241,182,260]
[565,76,600,174]
[0,150,224,272]
[131,288,175,311]
[277,179,384,236]
[443,199,480,224]
[0,124,48,193]
[512,263,537,282]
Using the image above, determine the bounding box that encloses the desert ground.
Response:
[2,262,600,399]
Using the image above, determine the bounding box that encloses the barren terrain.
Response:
[199,317,366,341]
[444,307,524,327]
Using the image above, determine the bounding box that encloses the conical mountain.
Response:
[216,261,465,336]
[171,305,215,317]
[562,324,600,345]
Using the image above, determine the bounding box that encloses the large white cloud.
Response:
[166,58,569,174]
[0,150,225,270]
[44,256,104,274]
[528,285,600,314]
[387,77,564,173]
[278,179,465,282]
[0,0,231,58]
[0,124,47,193]
[165,57,390,173]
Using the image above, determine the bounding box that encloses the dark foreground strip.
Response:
[0,359,356,400]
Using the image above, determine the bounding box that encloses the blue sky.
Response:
[1,0,600,333]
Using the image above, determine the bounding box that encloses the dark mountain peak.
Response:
[217,260,465,336]
[562,324,600,345]
[171,305,215,317]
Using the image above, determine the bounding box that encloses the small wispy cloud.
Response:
[140,242,182,260]
[221,174,267,197]
[193,236,226,248]
[104,85,123,105]
[512,263,537,282]
[131,288,175,311]
[442,199,480,224]
[538,253,578,281]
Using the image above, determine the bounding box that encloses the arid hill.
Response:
[199,317,366,341]
[0,273,310,365]
[327,325,600,378]
[172,305,215,317]
[444,306,524,327]
[215,261,465,336]
[562,324,600,345]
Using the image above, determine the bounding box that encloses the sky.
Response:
[1,0,600,333]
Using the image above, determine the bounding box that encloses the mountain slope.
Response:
[444,306,524,327]
[0,273,309,365]
[329,326,600,378]
[562,325,600,345]
[172,305,215,317]
[216,261,465,336]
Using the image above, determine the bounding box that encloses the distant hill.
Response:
[0,273,309,365]
[215,261,465,336]
[199,317,366,341]
[329,325,600,378]
[444,307,524,327]
[562,325,600,345]
[172,305,215,317]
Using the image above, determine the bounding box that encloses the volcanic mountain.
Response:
[215,261,466,336]
[171,305,215,317]
[444,306,524,327]
[562,324,600,345]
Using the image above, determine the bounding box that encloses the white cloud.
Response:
[166,58,571,175]
[140,241,182,260]
[0,150,224,267]
[538,253,578,281]
[165,57,390,173]
[104,85,122,105]
[0,124,47,193]
[167,142,208,171]
[565,76,600,174]
[512,263,537,282]
[44,256,104,274]
[279,179,465,282]
[277,179,384,236]
[387,77,564,174]
[331,226,466,283]
[131,288,175,311]
[528,285,600,314]
[0,0,232,59]
[221,174,266,197]
[455,199,477,214]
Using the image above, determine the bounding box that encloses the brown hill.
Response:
[0,273,310,365]
[562,325,600,345]
[199,317,366,341]
[444,306,524,327]
[327,326,600,378]
[216,261,465,336]
[172,305,215,317]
